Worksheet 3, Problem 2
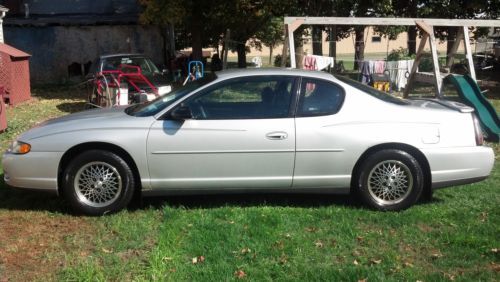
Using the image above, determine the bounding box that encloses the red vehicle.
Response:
[87,54,171,108]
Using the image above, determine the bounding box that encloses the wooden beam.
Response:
[285,17,500,27]
[462,26,476,80]
[415,21,433,37]
[281,25,289,67]
[288,25,297,68]
[427,24,443,98]
[404,33,429,98]
[288,19,305,33]
[446,28,464,69]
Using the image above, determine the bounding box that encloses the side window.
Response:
[185,76,295,119]
[297,78,345,117]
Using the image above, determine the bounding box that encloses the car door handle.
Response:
[266,132,288,140]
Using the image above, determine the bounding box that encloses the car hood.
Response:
[19,106,136,140]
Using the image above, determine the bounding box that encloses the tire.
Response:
[356,149,424,211]
[62,150,136,216]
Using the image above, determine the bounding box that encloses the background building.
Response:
[1,0,166,84]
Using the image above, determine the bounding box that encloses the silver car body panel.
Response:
[2,68,495,195]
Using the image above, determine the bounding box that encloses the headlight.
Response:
[7,141,31,154]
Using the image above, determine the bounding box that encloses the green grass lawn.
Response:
[0,84,498,281]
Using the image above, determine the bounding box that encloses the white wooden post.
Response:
[288,25,296,68]
[0,6,9,44]
[462,26,476,80]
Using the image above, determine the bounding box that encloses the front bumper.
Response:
[422,146,495,189]
[2,151,63,192]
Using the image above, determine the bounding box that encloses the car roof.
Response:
[215,68,336,81]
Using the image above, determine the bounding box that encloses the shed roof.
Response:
[0,43,31,58]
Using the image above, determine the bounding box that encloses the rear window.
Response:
[336,75,408,105]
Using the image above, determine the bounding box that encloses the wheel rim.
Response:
[367,160,413,205]
[74,161,122,208]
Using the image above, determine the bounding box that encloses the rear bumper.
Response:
[421,146,495,189]
[2,151,62,192]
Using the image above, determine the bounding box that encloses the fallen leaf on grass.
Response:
[431,253,443,259]
[102,248,113,254]
[479,212,488,222]
[370,258,382,265]
[162,256,173,262]
[315,241,324,248]
[279,254,288,265]
[403,261,414,268]
[235,270,246,279]
[490,261,500,272]
[305,227,319,233]
[491,248,498,254]
[241,247,251,254]
[192,256,205,264]
[358,279,367,282]
[356,236,364,243]
[353,259,359,266]
[443,273,456,281]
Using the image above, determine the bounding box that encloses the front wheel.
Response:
[356,149,424,211]
[62,150,136,215]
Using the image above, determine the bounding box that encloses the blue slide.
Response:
[446,74,499,142]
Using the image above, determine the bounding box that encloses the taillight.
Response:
[472,114,484,146]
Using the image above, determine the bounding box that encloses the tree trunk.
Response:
[191,21,203,61]
[353,26,366,70]
[237,42,247,68]
[269,45,273,66]
[312,26,323,56]
[408,26,417,55]
[407,0,418,55]
[329,26,337,63]
[446,27,458,63]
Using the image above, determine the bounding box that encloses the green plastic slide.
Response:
[446,74,499,142]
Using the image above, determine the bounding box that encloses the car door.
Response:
[293,77,350,189]
[147,75,297,190]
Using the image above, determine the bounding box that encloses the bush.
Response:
[387,47,415,61]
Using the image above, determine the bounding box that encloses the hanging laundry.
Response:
[302,55,317,70]
[311,55,334,71]
[360,61,371,84]
[374,60,386,74]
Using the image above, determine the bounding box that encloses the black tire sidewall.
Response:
[63,150,135,216]
[357,149,424,211]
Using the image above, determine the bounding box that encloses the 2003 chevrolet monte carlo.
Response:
[2,69,495,215]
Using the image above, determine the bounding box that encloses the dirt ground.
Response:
[0,211,94,281]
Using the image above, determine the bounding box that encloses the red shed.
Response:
[0,43,31,106]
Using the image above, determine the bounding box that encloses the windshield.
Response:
[335,75,408,105]
[126,74,217,117]
[101,56,160,75]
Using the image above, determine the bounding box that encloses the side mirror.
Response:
[170,106,193,120]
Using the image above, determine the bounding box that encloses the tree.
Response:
[420,0,500,60]
[351,0,392,70]
[254,17,285,65]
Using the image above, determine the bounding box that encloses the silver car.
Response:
[2,69,495,215]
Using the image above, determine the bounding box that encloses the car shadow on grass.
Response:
[136,192,444,211]
[137,193,362,211]
[0,174,443,214]
[0,188,71,214]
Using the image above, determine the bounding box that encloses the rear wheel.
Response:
[356,149,424,211]
[62,150,135,215]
